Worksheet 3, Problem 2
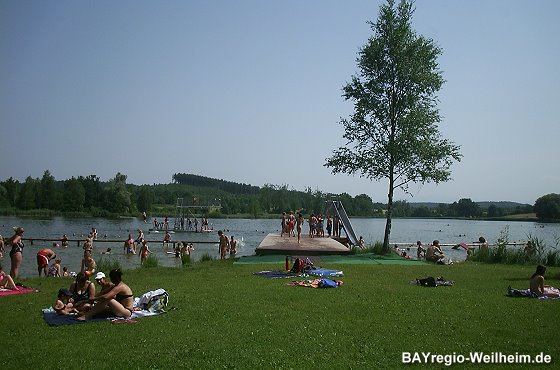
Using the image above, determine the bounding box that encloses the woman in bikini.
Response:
[78,269,134,320]
[9,227,25,279]
[530,265,560,298]
[70,271,96,312]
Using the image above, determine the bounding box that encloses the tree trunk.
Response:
[383,186,393,254]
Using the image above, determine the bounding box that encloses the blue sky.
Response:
[1,0,558,205]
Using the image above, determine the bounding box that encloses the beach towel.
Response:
[287,278,343,288]
[253,271,300,279]
[507,286,560,299]
[0,285,39,296]
[307,268,344,278]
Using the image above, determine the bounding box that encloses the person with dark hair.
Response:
[8,227,25,279]
[77,269,134,320]
[530,265,560,298]
[36,248,56,276]
[70,271,96,312]
[426,240,445,263]
[416,241,425,259]
[297,213,304,244]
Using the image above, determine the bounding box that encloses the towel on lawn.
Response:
[507,286,560,299]
[0,285,39,296]
[253,270,300,279]
[307,268,344,278]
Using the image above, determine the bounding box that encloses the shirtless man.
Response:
[218,230,229,260]
[124,234,135,254]
[36,248,57,276]
[296,213,304,243]
[425,240,445,263]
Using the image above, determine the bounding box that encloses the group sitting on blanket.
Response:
[55,269,134,320]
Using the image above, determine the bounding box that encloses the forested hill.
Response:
[0,171,537,218]
[172,173,259,195]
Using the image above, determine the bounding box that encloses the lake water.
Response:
[1,216,558,278]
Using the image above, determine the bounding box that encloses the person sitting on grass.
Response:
[0,264,18,291]
[70,271,96,312]
[77,269,134,321]
[425,240,445,263]
[530,265,560,298]
[54,288,78,315]
[416,241,426,259]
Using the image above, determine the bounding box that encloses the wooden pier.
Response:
[255,233,352,256]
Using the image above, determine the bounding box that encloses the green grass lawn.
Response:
[1,260,558,369]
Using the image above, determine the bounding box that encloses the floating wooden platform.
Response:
[255,233,352,256]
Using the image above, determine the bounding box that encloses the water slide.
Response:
[323,201,359,246]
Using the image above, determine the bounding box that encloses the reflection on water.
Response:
[1,216,558,278]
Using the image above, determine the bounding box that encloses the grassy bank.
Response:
[0,260,558,369]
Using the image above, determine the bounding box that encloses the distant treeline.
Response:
[0,171,536,219]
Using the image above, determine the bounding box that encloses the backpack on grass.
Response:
[137,288,169,312]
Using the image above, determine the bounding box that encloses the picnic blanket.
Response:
[287,278,343,288]
[507,286,560,299]
[0,285,39,296]
[253,270,300,279]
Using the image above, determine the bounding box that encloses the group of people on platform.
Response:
[153,216,211,232]
[280,212,347,244]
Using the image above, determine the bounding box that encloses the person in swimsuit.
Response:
[36,248,57,276]
[0,234,4,259]
[78,269,134,320]
[48,258,62,277]
[70,271,96,312]
[0,264,18,291]
[9,227,25,279]
[81,250,97,274]
[54,288,78,315]
[426,240,445,263]
[530,265,560,298]
[296,213,304,244]
[218,230,229,260]
[61,234,69,248]
[94,272,115,296]
[139,240,152,265]
[229,235,237,257]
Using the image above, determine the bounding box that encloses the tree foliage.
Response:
[534,193,560,220]
[325,0,461,252]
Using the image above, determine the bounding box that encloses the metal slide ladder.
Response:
[323,200,359,246]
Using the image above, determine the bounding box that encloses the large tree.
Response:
[325,0,461,252]
[534,193,560,220]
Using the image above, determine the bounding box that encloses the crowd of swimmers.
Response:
[0,224,203,282]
